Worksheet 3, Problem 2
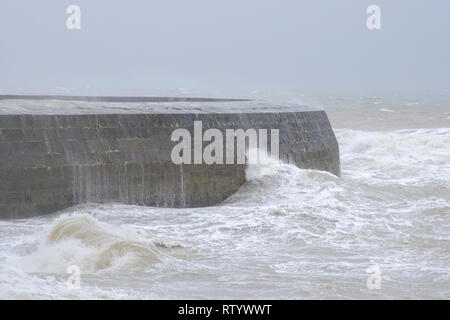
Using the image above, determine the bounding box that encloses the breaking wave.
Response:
[21,214,181,274]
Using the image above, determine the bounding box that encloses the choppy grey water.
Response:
[0,94,449,299]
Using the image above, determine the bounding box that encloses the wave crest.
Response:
[23,214,164,273]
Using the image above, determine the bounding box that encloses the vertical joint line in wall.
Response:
[141,163,144,205]
[125,162,128,203]
[180,163,186,207]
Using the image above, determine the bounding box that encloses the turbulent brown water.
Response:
[0,94,449,299]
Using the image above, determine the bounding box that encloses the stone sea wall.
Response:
[0,109,339,218]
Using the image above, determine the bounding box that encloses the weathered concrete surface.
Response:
[0,96,340,219]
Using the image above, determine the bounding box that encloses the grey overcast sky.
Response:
[0,0,449,95]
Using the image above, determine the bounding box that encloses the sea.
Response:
[0,93,449,299]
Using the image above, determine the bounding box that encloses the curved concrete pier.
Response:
[0,96,340,219]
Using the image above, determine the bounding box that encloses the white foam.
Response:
[245,148,281,181]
